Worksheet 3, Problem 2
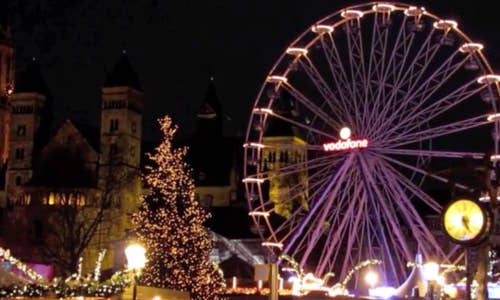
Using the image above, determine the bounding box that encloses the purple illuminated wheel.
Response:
[244,2,500,286]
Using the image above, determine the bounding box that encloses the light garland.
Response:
[76,256,83,281]
[132,116,225,300]
[341,259,381,286]
[0,246,45,282]
[93,249,107,282]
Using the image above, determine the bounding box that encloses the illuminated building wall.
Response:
[0,53,143,275]
[0,25,15,166]
[261,136,308,218]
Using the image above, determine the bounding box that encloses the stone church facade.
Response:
[0,25,143,275]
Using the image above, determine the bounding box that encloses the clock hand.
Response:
[462,216,471,232]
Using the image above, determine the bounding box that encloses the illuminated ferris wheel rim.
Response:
[243,1,500,285]
[254,2,498,92]
[245,1,500,152]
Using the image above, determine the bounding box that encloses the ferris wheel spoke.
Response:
[359,156,413,259]
[315,173,364,275]
[345,21,369,130]
[376,155,443,212]
[377,161,447,259]
[377,153,472,191]
[281,82,343,129]
[283,153,355,261]
[359,166,407,281]
[264,161,343,216]
[379,80,485,141]
[262,108,337,140]
[392,28,440,98]
[296,56,350,120]
[397,52,471,121]
[373,27,439,133]
[297,162,358,267]
[319,34,358,124]
[375,50,465,138]
[375,148,485,159]
[379,114,491,149]
[369,14,410,116]
[252,153,343,180]
[273,169,335,240]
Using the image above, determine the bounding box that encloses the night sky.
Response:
[3,0,500,141]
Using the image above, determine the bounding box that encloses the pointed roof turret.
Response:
[104,52,142,91]
[197,77,222,119]
[15,59,50,95]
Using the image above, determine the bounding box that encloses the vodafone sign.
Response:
[323,139,369,151]
[322,127,369,152]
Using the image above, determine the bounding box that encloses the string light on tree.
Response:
[132,116,225,300]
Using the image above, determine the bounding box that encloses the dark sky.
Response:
[3,0,500,141]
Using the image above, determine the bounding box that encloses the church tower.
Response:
[260,93,308,218]
[196,77,223,137]
[0,22,15,165]
[5,60,49,203]
[98,53,142,268]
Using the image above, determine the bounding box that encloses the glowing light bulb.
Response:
[339,127,352,140]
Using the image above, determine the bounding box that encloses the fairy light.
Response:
[76,257,83,281]
[433,20,458,30]
[311,24,334,34]
[249,211,270,217]
[341,10,364,19]
[252,108,274,115]
[243,142,265,149]
[267,75,288,83]
[243,177,265,183]
[372,3,396,13]
[0,246,44,282]
[130,116,225,300]
[286,47,308,56]
[478,74,500,85]
[262,242,284,249]
[94,249,107,282]
[404,6,425,16]
[491,154,500,162]
[487,113,500,122]
[459,43,484,53]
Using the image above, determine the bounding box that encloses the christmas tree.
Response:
[132,116,225,300]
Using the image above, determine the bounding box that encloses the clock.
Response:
[442,198,490,245]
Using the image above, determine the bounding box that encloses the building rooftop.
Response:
[104,53,142,91]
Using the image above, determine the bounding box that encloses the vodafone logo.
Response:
[322,127,369,152]
[323,139,369,151]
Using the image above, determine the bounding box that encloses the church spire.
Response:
[104,52,142,91]
[196,77,223,137]
[197,77,222,119]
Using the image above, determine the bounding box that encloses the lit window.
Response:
[16,125,26,136]
[15,148,24,160]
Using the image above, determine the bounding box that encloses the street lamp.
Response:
[125,243,147,300]
[423,262,440,300]
[365,270,378,288]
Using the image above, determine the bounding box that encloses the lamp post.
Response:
[423,262,440,300]
[125,243,147,300]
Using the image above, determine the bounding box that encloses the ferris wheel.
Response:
[243,2,500,286]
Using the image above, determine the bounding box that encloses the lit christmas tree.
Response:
[132,116,225,300]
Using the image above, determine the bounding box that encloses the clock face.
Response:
[443,199,486,243]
